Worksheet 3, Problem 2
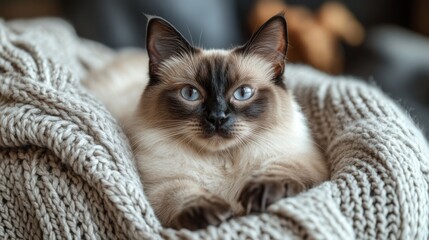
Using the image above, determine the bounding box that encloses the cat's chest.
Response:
[192,153,259,189]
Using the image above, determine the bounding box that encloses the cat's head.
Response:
[139,14,292,152]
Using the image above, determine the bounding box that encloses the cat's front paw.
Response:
[170,195,232,230]
[238,178,306,214]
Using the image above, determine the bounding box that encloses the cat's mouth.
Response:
[201,126,241,150]
[202,125,234,139]
[192,119,247,151]
[200,116,236,139]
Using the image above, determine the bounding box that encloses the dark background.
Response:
[1,0,429,137]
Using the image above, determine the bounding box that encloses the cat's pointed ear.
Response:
[146,16,195,74]
[236,14,288,78]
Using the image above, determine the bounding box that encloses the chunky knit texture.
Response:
[0,19,428,240]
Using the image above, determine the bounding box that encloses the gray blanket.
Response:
[0,18,428,240]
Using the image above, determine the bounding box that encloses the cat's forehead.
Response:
[195,50,231,82]
[195,49,272,85]
[159,49,274,89]
[201,50,274,90]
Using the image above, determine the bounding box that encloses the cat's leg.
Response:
[146,178,232,230]
[238,159,329,214]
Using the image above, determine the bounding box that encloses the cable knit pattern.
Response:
[0,19,428,240]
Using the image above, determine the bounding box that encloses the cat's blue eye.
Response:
[180,86,200,101]
[233,86,254,101]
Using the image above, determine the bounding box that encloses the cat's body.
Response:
[85,15,329,230]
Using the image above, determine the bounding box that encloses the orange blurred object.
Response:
[249,0,365,74]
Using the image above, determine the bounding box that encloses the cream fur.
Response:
[130,49,327,226]
[84,47,328,229]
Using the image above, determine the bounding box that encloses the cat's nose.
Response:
[207,111,228,127]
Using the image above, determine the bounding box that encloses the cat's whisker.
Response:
[172,133,192,150]
[240,133,270,154]
[131,129,189,148]
[132,124,206,150]
[198,30,203,48]
[195,137,207,155]
[186,25,194,46]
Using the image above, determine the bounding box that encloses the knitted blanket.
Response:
[0,18,428,240]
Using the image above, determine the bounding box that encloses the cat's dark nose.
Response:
[207,111,229,127]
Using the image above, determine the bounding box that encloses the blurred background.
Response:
[1,0,429,137]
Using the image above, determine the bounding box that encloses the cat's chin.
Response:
[194,135,240,152]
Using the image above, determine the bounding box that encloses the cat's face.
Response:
[139,15,291,152]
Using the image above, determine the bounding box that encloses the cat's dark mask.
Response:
[142,14,289,150]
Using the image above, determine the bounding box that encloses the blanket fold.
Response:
[0,18,428,240]
[0,19,160,240]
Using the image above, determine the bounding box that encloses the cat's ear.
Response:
[146,16,195,74]
[236,14,288,78]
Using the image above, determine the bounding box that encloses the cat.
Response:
[84,14,329,230]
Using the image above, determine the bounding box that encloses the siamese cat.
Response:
[85,14,329,230]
